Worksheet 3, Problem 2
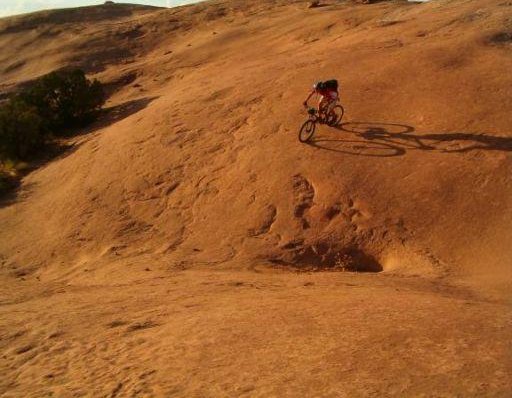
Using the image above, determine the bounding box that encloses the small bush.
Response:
[20,68,105,134]
[0,68,105,196]
[0,68,104,161]
[0,98,45,160]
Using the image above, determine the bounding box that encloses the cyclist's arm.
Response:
[303,90,315,107]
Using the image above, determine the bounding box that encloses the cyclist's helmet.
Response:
[313,81,323,90]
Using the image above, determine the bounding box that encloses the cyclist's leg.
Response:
[318,96,328,117]
[326,92,338,114]
[326,99,336,115]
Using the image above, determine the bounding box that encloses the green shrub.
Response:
[0,69,105,196]
[20,68,105,134]
[0,98,45,160]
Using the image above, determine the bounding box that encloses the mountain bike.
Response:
[298,104,344,143]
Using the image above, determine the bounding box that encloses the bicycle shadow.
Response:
[307,122,410,157]
[308,121,512,156]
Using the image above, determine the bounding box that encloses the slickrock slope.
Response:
[0,1,511,396]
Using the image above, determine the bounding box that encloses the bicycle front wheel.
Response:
[298,119,316,142]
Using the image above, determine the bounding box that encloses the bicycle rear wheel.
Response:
[298,119,316,142]
[327,105,345,127]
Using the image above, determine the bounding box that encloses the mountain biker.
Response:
[303,79,339,119]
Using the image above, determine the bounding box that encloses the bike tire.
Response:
[298,119,316,143]
[327,105,345,127]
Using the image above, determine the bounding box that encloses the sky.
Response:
[0,0,201,17]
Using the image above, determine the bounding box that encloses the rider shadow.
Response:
[309,121,512,156]
[308,122,411,157]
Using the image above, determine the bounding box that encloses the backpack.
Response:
[323,79,339,90]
